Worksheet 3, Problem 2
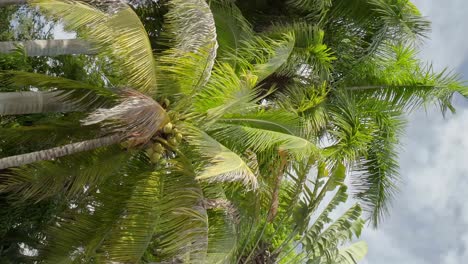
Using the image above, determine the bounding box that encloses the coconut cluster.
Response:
[145,122,183,164]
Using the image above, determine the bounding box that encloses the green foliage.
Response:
[0,0,466,263]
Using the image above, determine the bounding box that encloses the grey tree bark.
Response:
[0,91,79,115]
[0,39,97,56]
[0,134,123,169]
[0,0,27,6]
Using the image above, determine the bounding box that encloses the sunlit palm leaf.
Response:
[202,184,237,263]
[33,0,157,93]
[185,127,258,189]
[212,121,319,159]
[335,241,368,264]
[193,63,259,122]
[158,0,218,95]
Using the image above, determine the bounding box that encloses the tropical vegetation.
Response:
[0,0,466,263]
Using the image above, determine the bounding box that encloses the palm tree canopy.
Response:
[0,0,466,263]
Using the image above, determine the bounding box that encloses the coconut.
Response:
[152,143,164,153]
[175,133,183,142]
[145,148,154,157]
[163,123,173,134]
[168,137,178,146]
[151,153,162,163]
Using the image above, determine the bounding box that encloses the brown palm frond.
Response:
[82,89,169,146]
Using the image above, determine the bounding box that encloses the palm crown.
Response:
[0,0,466,263]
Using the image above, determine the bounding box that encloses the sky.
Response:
[362,1,468,263]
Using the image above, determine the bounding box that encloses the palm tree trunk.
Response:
[0,39,96,56]
[0,91,78,115]
[0,0,27,6]
[0,0,124,8]
[0,134,122,169]
[267,151,288,222]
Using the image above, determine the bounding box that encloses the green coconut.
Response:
[145,148,154,157]
[168,137,178,146]
[152,143,164,153]
[163,123,173,134]
[151,153,162,163]
[175,133,183,142]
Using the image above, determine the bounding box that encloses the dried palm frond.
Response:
[82,89,169,146]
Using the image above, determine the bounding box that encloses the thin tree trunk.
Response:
[0,39,96,56]
[267,151,288,222]
[0,0,125,8]
[0,134,122,169]
[0,91,78,115]
[346,85,434,91]
[0,0,27,6]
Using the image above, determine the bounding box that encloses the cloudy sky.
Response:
[362,1,468,263]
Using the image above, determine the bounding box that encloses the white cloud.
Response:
[360,1,468,263]
[412,0,468,71]
[363,107,468,264]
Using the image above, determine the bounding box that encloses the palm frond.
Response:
[157,0,218,96]
[301,185,348,238]
[350,100,405,227]
[193,62,259,122]
[219,110,302,135]
[82,89,169,146]
[335,241,368,264]
[39,153,154,263]
[185,126,257,189]
[202,184,238,264]
[0,70,116,113]
[0,145,129,202]
[325,92,406,227]
[286,0,331,16]
[325,93,375,164]
[209,0,254,59]
[267,22,336,80]
[342,44,468,113]
[97,170,162,263]
[34,0,157,93]
[302,204,364,263]
[152,158,209,263]
[277,82,329,136]
[231,33,296,83]
[327,0,429,45]
[212,111,320,159]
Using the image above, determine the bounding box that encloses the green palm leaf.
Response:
[335,241,368,264]
[186,127,258,189]
[212,111,320,159]
[33,0,157,94]
[158,0,218,96]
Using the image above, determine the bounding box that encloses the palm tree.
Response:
[0,0,323,262]
[0,39,96,56]
[232,159,368,264]
[0,0,467,263]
